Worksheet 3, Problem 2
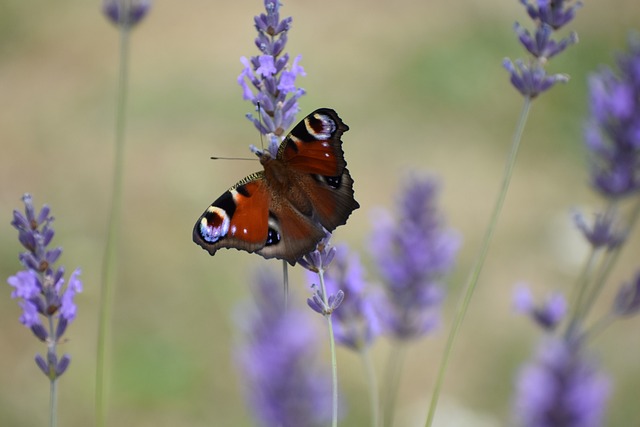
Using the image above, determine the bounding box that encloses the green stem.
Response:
[318,269,339,427]
[424,97,532,427]
[50,378,58,427]
[360,347,380,427]
[96,23,131,427]
[382,343,406,427]
[48,316,58,427]
[282,260,289,310]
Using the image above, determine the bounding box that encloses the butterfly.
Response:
[193,108,360,265]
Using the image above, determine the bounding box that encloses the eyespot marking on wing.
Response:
[199,206,230,243]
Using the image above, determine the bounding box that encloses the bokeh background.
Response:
[1,0,640,426]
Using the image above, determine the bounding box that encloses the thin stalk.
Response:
[360,347,380,427]
[579,197,640,322]
[50,379,58,427]
[425,97,532,427]
[96,23,131,427]
[318,269,339,427]
[48,316,58,427]
[382,343,407,427]
[282,260,289,309]
[564,246,598,338]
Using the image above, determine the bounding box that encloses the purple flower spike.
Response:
[370,175,460,340]
[6,194,83,380]
[103,0,152,28]
[298,233,336,273]
[239,0,305,136]
[319,245,381,351]
[520,0,583,30]
[585,36,640,199]
[503,58,569,98]
[513,338,610,427]
[237,269,332,427]
[505,0,579,97]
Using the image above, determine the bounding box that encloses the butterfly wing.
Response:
[277,108,360,231]
[192,173,270,257]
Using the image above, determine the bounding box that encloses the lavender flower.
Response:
[7,194,83,379]
[504,0,580,98]
[513,338,610,427]
[238,0,306,145]
[103,0,152,28]
[612,271,640,317]
[236,269,332,427]
[310,245,381,351]
[514,285,567,331]
[370,176,460,340]
[573,210,627,250]
[585,36,640,199]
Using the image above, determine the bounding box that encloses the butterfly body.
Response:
[193,108,359,264]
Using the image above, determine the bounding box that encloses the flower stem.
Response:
[318,269,339,427]
[48,315,58,427]
[425,96,532,427]
[96,23,131,427]
[360,347,380,427]
[577,197,640,325]
[382,343,406,427]
[50,378,58,427]
[282,260,289,310]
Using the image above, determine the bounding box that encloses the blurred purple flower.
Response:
[504,0,579,98]
[236,269,332,427]
[311,245,381,350]
[6,194,82,380]
[613,271,640,317]
[239,0,306,137]
[370,176,460,340]
[573,210,627,249]
[103,0,151,28]
[514,284,567,331]
[585,36,640,198]
[513,338,610,427]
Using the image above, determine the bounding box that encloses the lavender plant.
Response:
[7,194,83,427]
[97,2,151,427]
[236,269,332,427]
[426,2,582,425]
[511,35,640,427]
[316,245,382,427]
[370,176,460,426]
[299,234,344,427]
[238,0,306,155]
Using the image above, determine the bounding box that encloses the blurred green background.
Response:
[1,0,640,426]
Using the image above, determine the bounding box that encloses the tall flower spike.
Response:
[7,194,83,380]
[513,338,610,427]
[370,176,460,340]
[236,269,332,427]
[504,0,580,98]
[585,35,640,199]
[239,0,306,141]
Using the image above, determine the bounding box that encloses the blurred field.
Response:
[1,0,640,426]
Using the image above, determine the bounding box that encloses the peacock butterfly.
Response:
[193,108,359,265]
